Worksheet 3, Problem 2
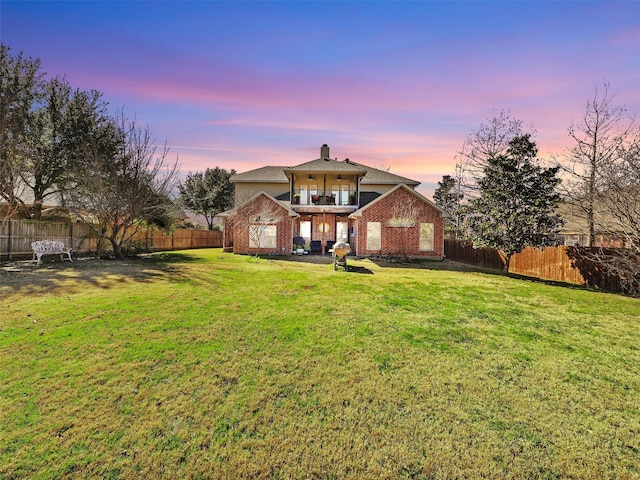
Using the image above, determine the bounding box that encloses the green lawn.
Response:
[1,249,638,479]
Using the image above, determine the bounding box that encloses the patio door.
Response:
[299,185,308,205]
[336,221,349,244]
[300,221,311,249]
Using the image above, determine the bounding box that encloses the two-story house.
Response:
[220,145,447,259]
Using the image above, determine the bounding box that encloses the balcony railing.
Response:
[291,189,357,206]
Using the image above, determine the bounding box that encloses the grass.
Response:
[1,249,639,479]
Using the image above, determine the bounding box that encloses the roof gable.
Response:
[349,184,449,218]
[219,191,299,218]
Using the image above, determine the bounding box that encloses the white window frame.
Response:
[336,221,349,244]
[366,222,381,251]
[249,224,277,249]
[419,222,434,251]
[340,185,350,205]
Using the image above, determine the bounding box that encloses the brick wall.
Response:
[229,194,293,255]
[224,187,444,258]
[292,214,351,242]
[353,187,444,258]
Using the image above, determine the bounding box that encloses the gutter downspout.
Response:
[349,217,358,258]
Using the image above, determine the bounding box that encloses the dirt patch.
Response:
[0,255,168,296]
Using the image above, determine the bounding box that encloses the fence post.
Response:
[8,219,13,259]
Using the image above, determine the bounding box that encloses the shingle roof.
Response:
[231,166,289,183]
[359,191,382,207]
[284,158,367,174]
[218,191,299,218]
[230,157,420,186]
[349,160,420,186]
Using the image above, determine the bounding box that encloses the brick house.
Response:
[219,145,448,259]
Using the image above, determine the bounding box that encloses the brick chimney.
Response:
[321,144,330,159]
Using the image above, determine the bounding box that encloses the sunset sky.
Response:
[2,1,639,198]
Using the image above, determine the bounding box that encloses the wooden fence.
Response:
[0,219,223,259]
[444,238,622,294]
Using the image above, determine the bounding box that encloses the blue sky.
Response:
[2,1,639,197]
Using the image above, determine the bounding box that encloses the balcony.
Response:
[292,190,357,205]
[290,189,359,213]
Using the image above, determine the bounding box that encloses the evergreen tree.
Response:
[463,135,563,271]
[179,167,236,230]
[0,44,43,219]
[433,174,463,237]
[23,77,110,219]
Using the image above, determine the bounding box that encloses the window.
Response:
[337,221,349,243]
[367,222,381,251]
[419,223,434,251]
[249,225,277,249]
[331,185,340,204]
[309,184,318,204]
[341,185,350,205]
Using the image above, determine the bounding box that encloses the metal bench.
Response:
[31,240,73,264]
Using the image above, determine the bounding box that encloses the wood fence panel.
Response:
[172,229,194,250]
[0,220,78,257]
[151,231,174,251]
[206,230,222,247]
[1,219,223,258]
[445,239,624,294]
[444,238,505,270]
[509,246,536,277]
[192,229,209,247]
[0,221,9,257]
[70,223,99,254]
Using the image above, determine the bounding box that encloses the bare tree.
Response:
[572,132,640,295]
[557,82,640,295]
[67,112,180,257]
[225,193,289,257]
[561,81,636,246]
[388,196,419,261]
[246,198,288,257]
[455,110,531,199]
